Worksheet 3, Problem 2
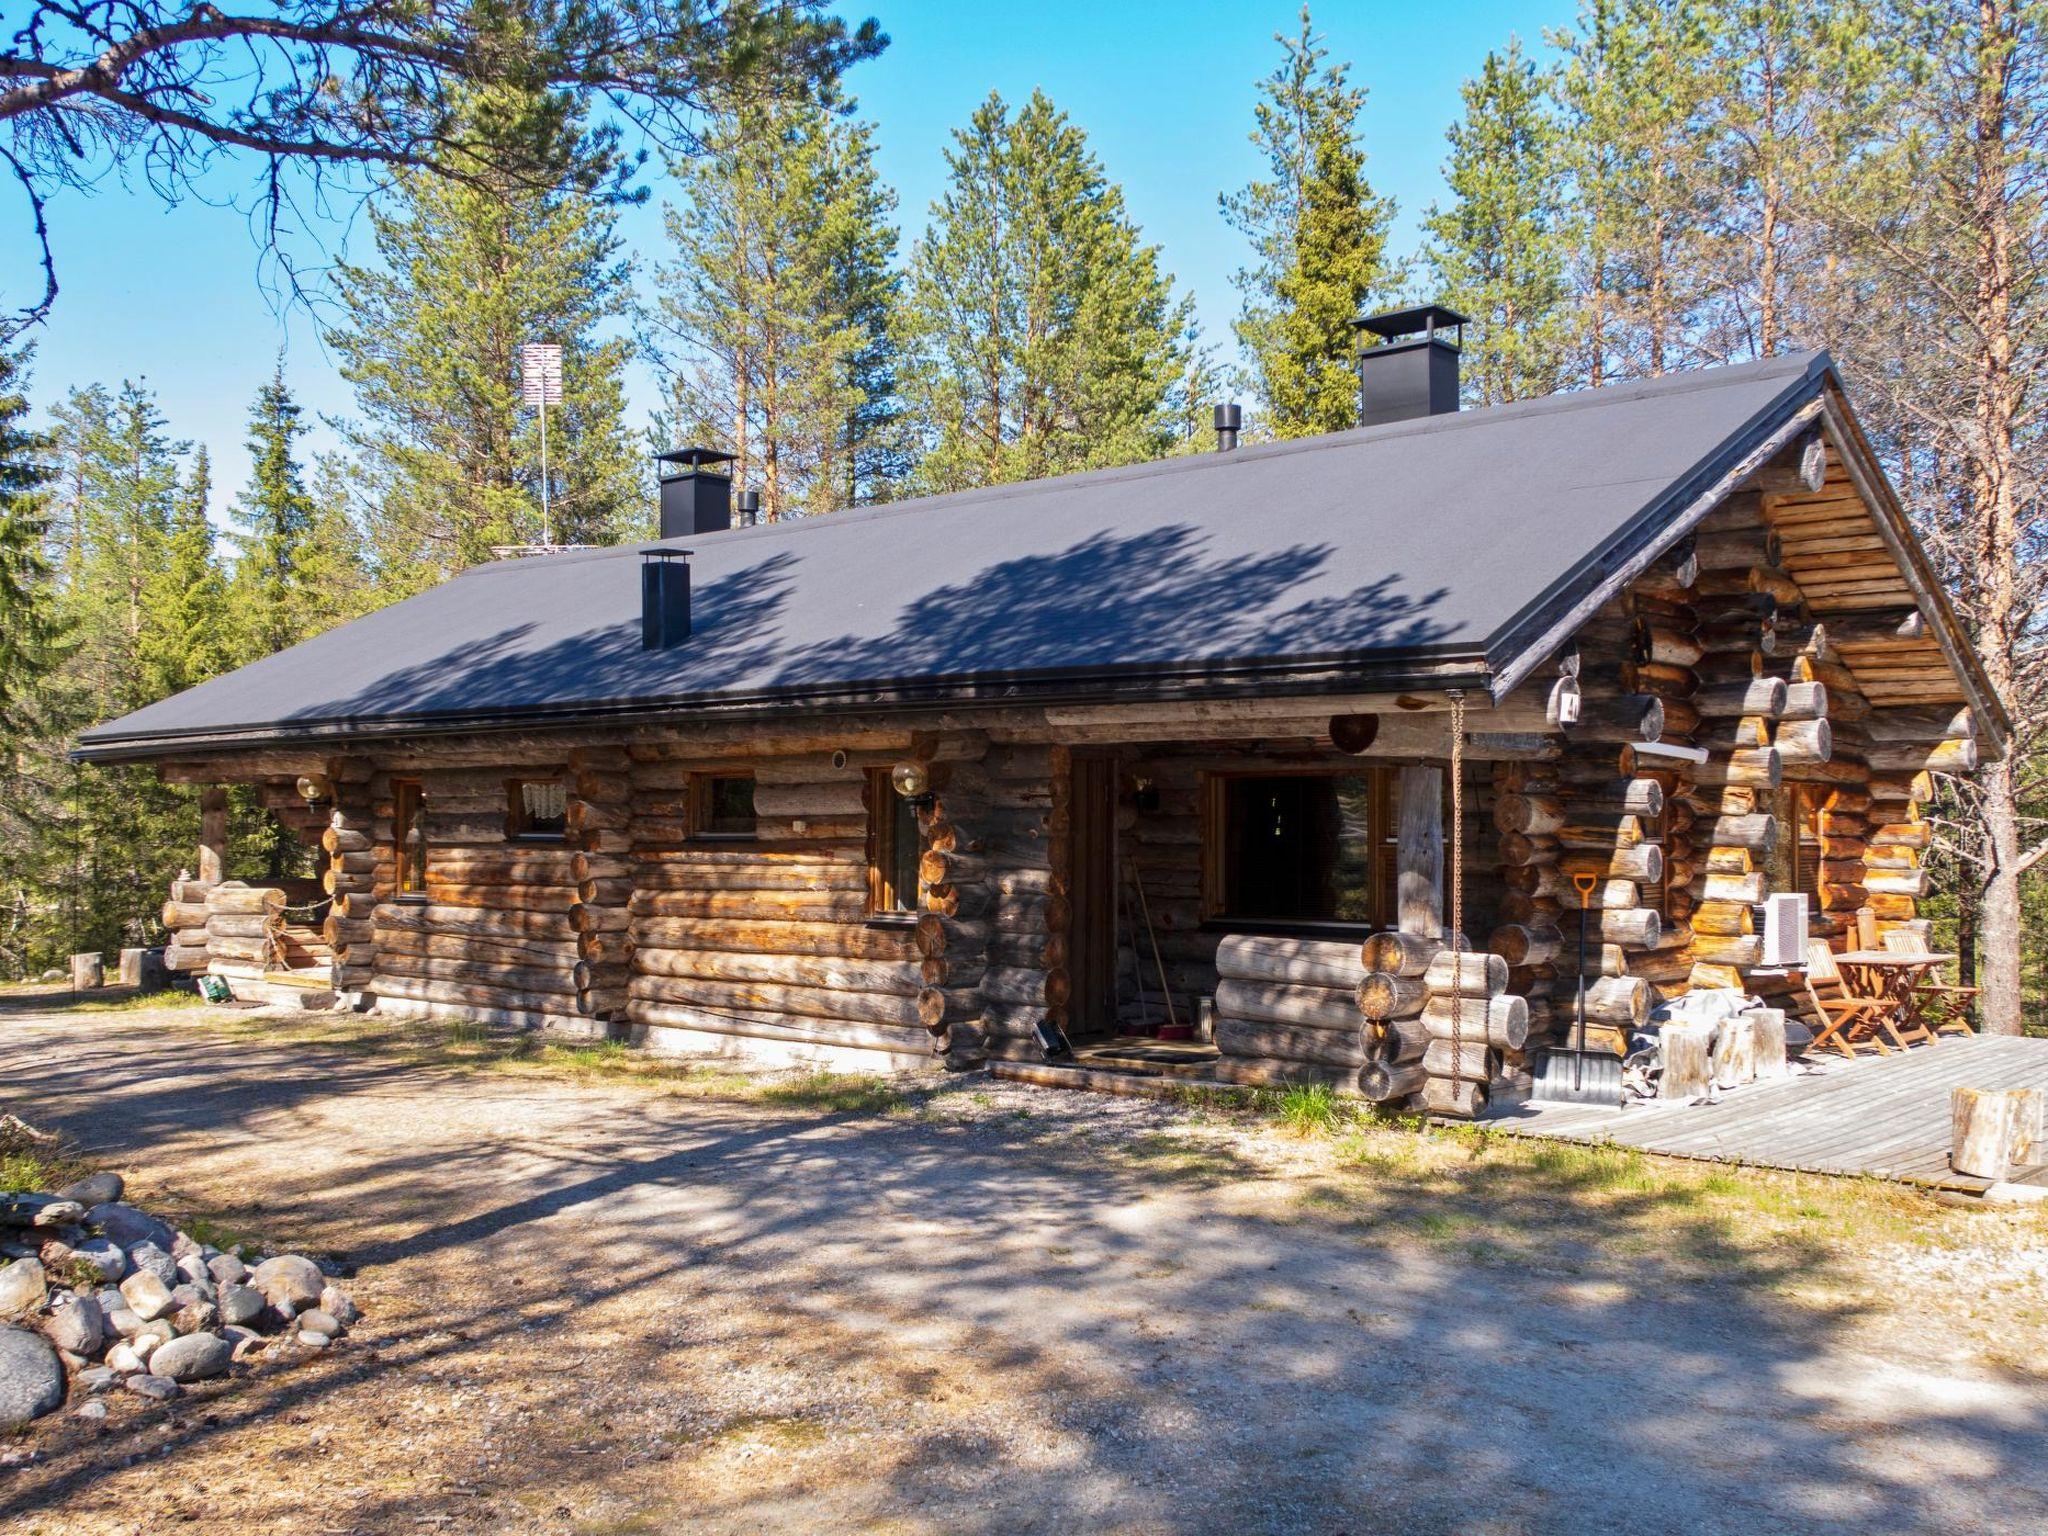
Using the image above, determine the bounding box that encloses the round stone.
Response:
[118,1270,175,1323]
[125,1373,181,1402]
[297,1309,342,1338]
[86,1203,173,1252]
[58,1174,124,1207]
[43,1295,105,1357]
[0,1326,66,1424]
[74,1239,127,1283]
[0,1258,47,1320]
[250,1255,324,1315]
[216,1285,264,1327]
[318,1286,360,1327]
[205,1254,247,1288]
[149,1332,231,1383]
[126,1242,178,1288]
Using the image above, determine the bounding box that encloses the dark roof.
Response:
[79,351,1841,759]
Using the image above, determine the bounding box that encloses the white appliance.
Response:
[1761,892,1810,968]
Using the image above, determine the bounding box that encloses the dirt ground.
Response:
[3,996,2048,1535]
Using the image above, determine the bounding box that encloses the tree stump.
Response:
[1746,1009,1789,1081]
[69,953,104,991]
[1952,1087,2046,1181]
[1660,1022,1714,1100]
[1712,1016,1758,1090]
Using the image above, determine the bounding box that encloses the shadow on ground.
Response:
[0,1005,2042,1535]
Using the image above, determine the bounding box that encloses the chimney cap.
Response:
[656,445,737,478]
[1353,303,1469,347]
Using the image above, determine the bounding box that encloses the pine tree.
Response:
[653,92,902,518]
[1424,40,1570,405]
[0,345,57,743]
[1221,6,1399,437]
[1550,0,1719,384]
[329,77,639,588]
[230,366,317,658]
[901,90,1195,491]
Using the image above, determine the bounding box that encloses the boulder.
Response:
[130,1321,174,1363]
[118,1270,175,1323]
[125,1373,180,1401]
[58,1173,123,1207]
[72,1399,108,1421]
[149,1332,230,1383]
[169,1280,215,1309]
[171,1301,219,1336]
[87,1203,173,1252]
[170,1231,201,1261]
[250,1255,324,1315]
[127,1242,178,1287]
[44,1295,105,1357]
[72,1239,126,1284]
[216,1285,264,1327]
[206,1253,247,1288]
[318,1286,360,1327]
[297,1308,342,1338]
[29,1200,85,1228]
[104,1342,146,1374]
[296,1329,331,1349]
[0,1326,65,1424]
[75,1364,118,1394]
[175,1252,211,1286]
[0,1258,46,1319]
[105,1307,142,1339]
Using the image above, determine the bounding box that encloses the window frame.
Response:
[505,776,569,843]
[1200,765,1396,932]
[393,778,428,900]
[688,771,759,842]
[866,768,921,921]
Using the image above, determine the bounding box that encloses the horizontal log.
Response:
[626,1000,936,1059]
[1422,1039,1498,1082]
[1779,681,1828,721]
[633,916,916,961]
[1775,718,1833,765]
[632,948,920,996]
[423,882,576,912]
[1419,994,1529,1050]
[378,952,578,996]
[1360,1060,1430,1103]
[1356,971,1430,1019]
[1213,934,1368,990]
[373,903,576,942]
[1214,978,1363,1032]
[1862,737,1978,774]
[1361,932,1439,978]
[1487,923,1561,968]
[1559,845,1663,885]
[1423,950,1509,997]
[371,974,574,1013]
[1704,813,1776,853]
[750,781,869,818]
[629,889,873,922]
[629,971,921,1027]
[207,885,287,916]
[1558,778,1665,819]
[377,929,580,969]
[1595,907,1661,948]
[1214,1017,1370,1069]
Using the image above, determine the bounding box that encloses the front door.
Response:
[1066,753,1119,1038]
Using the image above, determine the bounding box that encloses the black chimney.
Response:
[655,447,735,537]
[641,548,692,650]
[1213,403,1242,452]
[1352,304,1467,427]
[735,489,762,526]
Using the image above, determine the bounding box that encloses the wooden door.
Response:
[1067,753,1119,1039]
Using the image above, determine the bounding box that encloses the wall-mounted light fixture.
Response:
[1131,776,1162,815]
[295,773,332,804]
[890,760,936,811]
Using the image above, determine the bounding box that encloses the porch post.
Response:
[1396,765,1444,940]
[197,786,228,886]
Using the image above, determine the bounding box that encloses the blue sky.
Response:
[0,0,1574,524]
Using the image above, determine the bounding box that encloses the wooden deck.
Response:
[1485,1035,2048,1192]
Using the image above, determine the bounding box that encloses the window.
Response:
[1206,769,1394,926]
[1770,784,1824,899]
[506,778,568,840]
[868,769,921,916]
[394,779,427,898]
[690,773,757,839]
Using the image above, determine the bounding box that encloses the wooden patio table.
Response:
[1833,951,1956,1052]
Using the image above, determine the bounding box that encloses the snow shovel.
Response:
[1533,873,1625,1108]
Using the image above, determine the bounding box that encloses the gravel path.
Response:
[2,1003,2046,1535]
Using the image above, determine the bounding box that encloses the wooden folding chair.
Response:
[1880,930,1979,1036]
[1856,908,1881,951]
[1802,939,1893,1058]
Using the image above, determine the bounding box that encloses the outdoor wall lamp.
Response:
[890,759,937,811]
[295,773,332,804]
[1131,777,1162,814]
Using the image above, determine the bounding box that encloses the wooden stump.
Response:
[1711,1015,1758,1090]
[1746,1009,1789,1081]
[1951,1087,2045,1181]
[1660,1022,1714,1101]
[69,953,104,990]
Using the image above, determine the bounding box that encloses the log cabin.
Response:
[74,307,2010,1116]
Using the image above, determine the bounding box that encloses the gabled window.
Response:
[1203,768,1395,927]
[393,779,427,898]
[690,773,757,839]
[868,769,920,917]
[506,778,568,841]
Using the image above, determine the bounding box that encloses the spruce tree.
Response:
[0,345,57,743]
[1423,40,1570,404]
[138,449,232,699]
[329,77,639,588]
[1221,5,1399,437]
[900,89,1195,491]
[230,366,317,658]
[654,92,902,517]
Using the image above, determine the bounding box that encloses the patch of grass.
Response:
[753,1072,905,1115]
[1123,1131,1258,1185]
[1272,1084,1346,1137]
[67,989,209,1015]
[0,1142,89,1195]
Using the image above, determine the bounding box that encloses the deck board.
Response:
[1485,1036,2048,1190]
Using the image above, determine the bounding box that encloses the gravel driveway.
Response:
[2,1002,2045,1535]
